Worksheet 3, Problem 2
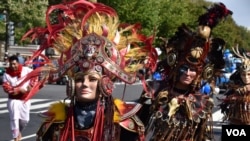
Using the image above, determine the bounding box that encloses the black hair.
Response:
[8,55,19,63]
[229,70,243,85]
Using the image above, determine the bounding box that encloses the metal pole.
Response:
[5,21,8,53]
[3,10,8,53]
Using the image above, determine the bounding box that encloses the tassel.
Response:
[60,103,75,141]
[92,100,105,141]
[71,108,75,141]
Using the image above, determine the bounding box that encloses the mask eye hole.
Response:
[179,65,196,74]
[179,65,189,73]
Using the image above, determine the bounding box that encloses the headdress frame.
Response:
[20,0,158,100]
[232,45,250,72]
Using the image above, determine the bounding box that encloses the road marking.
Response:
[212,109,224,122]
[212,109,227,130]
[10,134,36,141]
[0,98,70,114]
[0,98,9,102]
[0,102,7,109]
[115,82,142,85]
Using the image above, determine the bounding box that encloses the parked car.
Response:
[56,75,68,85]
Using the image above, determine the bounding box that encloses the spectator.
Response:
[32,57,44,69]
[4,52,9,66]
[16,52,25,65]
[2,55,37,141]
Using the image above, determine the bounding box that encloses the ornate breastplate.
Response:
[114,99,145,141]
[145,90,214,141]
[74,128,94,141]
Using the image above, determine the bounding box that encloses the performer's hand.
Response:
[27,85,32,92]
[13,88,27,95]
[2,82,14,94]
[18,88,28,94]
[30,77,38,87]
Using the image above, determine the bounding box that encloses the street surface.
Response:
[0,83,224,141]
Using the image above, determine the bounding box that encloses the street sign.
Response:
[0,14,6,21]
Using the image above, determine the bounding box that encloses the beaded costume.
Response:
[220,46,250,125]
[139,3,233,141]
[20,0,157,141]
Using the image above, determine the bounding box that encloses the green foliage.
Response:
[0,0,48,45]
[99,0,250,50]
[0,0,250,51]
[99,0,162,36]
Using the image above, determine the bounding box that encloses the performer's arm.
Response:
[2,74,30,95]
[2,81,27,95]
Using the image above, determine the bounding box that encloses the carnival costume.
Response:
[140,3,232,141]
[219,46,250,125]
[20,0,158,141]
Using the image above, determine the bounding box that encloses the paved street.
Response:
[0,83,224,141]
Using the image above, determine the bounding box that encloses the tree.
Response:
[99,0,162,36]
[0,0,48,45]
[100,0,250,50]
[0,0,250,51]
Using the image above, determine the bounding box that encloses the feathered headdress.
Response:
[19,1,157,141]
[19,0,158,100]
[198,2,233,29]
[160,2,232,90]
[232,45,250,72]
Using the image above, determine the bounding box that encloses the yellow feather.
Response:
[49,8,151,78]
[64,22,82,39]
[47,101,68,121]
[113,110,120,123]
[113,99,125,122]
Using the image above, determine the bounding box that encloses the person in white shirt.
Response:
[2,55,37,141]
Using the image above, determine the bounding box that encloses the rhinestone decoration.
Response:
[82,61,90,68]
[96,56,104,63]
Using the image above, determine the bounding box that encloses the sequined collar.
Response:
[74,101,97,130]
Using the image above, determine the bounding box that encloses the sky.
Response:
[206,0,250,30]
